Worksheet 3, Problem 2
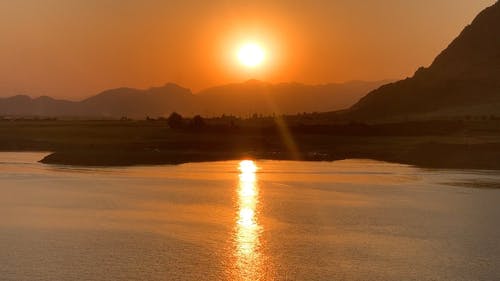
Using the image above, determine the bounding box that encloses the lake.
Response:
[0,152,499,281]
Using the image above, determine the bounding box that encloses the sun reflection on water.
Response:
[235,160,263,280]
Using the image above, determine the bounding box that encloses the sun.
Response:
[237,43,265,68]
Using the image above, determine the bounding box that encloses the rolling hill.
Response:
[0,80,389,118]
[195,79,389,116]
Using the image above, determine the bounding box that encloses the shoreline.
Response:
[2,119,499,170]
[37,143,500,170]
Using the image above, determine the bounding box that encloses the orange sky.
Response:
[0,0,495,99]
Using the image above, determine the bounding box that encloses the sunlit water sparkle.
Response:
[0,152,499,281]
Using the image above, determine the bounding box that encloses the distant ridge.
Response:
[79,83,195,118]
[346,1,500,120]
[0,95,78,116]
[0,80,390,118]
[195,79,391,116]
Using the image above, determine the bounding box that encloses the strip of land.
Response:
[1,119,499,169]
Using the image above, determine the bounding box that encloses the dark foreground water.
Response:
[0,152,499,281]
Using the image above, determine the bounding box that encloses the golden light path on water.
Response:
[235,160,263,280]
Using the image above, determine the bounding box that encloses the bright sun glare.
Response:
[239,160,258,173]
[237,43,265,68]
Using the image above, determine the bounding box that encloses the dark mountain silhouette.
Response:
[0,84,195,118]
[0,95,78,116]
[347,2,500,120]
[195,79,390,116]
[79,83,195,117]
[0,80,389,118]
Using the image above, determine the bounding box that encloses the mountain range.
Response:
[2,2,498,121]
[0,80,390,118]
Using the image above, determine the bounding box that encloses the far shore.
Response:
[1,119,499,170]
[36,142,500,170]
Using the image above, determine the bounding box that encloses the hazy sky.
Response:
[0,0,496,99]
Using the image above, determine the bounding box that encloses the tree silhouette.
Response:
[167,112,184,129]
[191,115,206,129]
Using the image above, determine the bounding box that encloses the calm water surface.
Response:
[0,152,499,281]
